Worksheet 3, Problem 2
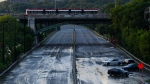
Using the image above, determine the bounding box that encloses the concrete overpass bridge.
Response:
[0,13,112,44]
[17,14,111,31]
[13,14,111,44]
[0,13,111,24]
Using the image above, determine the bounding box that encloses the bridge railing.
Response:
[14,13,110,19]
[28,14,110,18]
[0,13,110,19]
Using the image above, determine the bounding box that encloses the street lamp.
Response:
[14,19,19,62]
[14,19,16,62]
[2,22,5,65]
[127,15,129,36]
[2,21,8,65]
[24,15,26,53]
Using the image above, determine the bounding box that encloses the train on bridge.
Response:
[26,8,99,15]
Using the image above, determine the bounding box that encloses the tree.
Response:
[0,15,34,72]
[0,0,130,13]
[110,0,150,64]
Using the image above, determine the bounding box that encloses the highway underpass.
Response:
[0,24,150,84]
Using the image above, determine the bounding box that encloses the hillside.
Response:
[0,0,129,13]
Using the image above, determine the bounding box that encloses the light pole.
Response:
[127,14,129,35]
[2,21,8,64]
[2,22,5,65]
[14,19,18,62]
[24,15,26,53]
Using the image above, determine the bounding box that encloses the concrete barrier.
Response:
[72,28,77,84]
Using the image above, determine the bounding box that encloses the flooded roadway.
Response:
[0,25,74,84]
[0,24,150,84]
[3,46,73,84]
[75,25,150,84]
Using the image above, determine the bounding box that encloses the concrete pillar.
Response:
[28,18,38,45]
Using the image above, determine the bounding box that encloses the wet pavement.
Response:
[1,46,73,84]
[0,24,150,84]
[0,25,74,84]
[75,25,150,84]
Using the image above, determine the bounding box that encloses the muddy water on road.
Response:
[0,46,73,84]
[74,25,150,84]
[76,46,150,84]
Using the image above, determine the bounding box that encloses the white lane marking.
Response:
[68,47,73,84]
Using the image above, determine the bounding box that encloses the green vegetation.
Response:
[0,15,57,74]
[0,0,149,74]
[0,0,129,13]
[36,25,56,42]
[0,15,34,73]
[82,0,150,64]
[95,0,150,64]
[146,79,150,82]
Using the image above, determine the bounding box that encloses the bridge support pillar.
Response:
[28,18,38,45]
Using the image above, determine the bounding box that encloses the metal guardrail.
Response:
[36,23,62,35]
[116,44,150,71]
[82,26,150,72]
